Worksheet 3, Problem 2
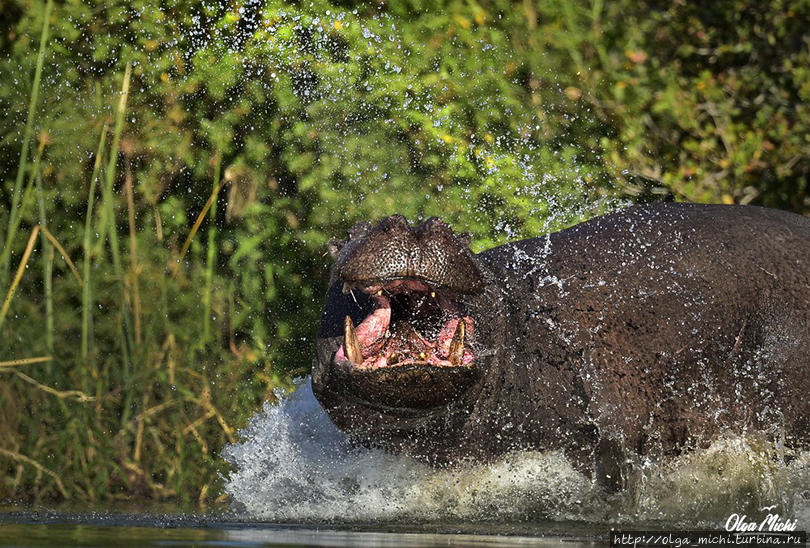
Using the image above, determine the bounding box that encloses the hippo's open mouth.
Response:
[335,278,475,370]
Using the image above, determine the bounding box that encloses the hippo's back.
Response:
[476,203,810,466]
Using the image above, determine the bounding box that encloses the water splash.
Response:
[223,379,810,527]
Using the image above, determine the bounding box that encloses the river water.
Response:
[0,512,605,546]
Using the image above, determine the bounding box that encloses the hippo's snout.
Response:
[330,215,485,294]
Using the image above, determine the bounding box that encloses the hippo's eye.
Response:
[335,278,474,370]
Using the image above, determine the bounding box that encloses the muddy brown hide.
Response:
[312,203,810,489]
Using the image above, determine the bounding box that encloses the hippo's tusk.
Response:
[344,315,363,365]
[448,320,465,365]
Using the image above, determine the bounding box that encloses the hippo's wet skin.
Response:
[312,203,810,490]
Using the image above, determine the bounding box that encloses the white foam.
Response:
[223,378,810,528]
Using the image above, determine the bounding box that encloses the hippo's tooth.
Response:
[344,316,363,365]
[342,282,352,295]
[448,320,465,365]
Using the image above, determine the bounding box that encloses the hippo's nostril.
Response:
[334,214,485,294]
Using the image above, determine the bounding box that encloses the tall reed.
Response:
[81,124,108,361]
[1,0,53,284]
[99,64,135,424]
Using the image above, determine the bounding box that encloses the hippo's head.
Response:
[312,216,501,458]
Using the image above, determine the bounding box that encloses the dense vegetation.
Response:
[1,0,807,505]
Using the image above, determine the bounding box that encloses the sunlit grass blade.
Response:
[39,226,83,287]
[0,226,40,331]
[81,123,108,361]
[0,447,67,499]
[177,177,228,263]
[0,356,52,368]
[0,0,53,283]
[11,371,95,403]
[102,63,131,281]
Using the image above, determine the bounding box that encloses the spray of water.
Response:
[223,379,810,528]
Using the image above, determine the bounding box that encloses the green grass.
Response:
[0,60,283,506]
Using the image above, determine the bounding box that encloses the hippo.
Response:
[312,203,810,490]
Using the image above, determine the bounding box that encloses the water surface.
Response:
[0,511,606,546]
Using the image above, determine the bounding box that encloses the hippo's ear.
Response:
[327,238,345,260]
[457,231,472,248]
